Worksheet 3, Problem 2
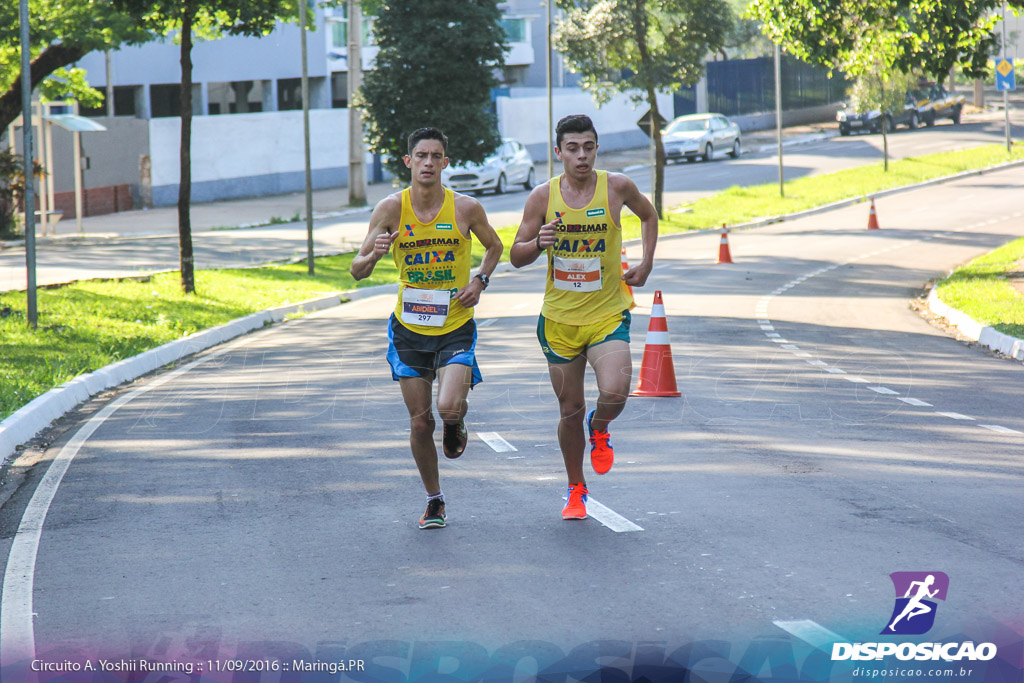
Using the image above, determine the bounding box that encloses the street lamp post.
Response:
[775,42,784,197]
[20,0,37,327]
[299,0,314,274]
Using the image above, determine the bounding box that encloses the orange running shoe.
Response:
[587,409,614,474]
[562,483,588,520]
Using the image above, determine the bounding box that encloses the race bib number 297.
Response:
[401,287,451,327]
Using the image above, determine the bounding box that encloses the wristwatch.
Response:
[474,272,490,289]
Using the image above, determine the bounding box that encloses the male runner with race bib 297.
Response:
[351,127,503,530]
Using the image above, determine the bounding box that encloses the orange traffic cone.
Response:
[621,247,633,297]
[631,290,682,397]
[867,198,880,230]
[717,225,734,264]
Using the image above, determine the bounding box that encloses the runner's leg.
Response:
[585,339,632,433]
[436,363,474,425]
[398,374,440,495]
[548,355,588,486]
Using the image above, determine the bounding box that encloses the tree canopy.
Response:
[748,0,1024,81]
[359,0,507,180]
[554,0,732,217]
[0,0,153,134]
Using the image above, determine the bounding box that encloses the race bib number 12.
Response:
[553,256,602,292]
[401,287,451,327]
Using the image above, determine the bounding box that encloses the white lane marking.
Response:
[769,338,790,344]
[844,376,870,383]
[477,318,498,328]
[1,339,243,664]
[477,432,518,452]
[773,619,846,652]
[898,397,933,407]
[868,387,900,395]
[936,412,975,421]
[792,352,812,358]
[980,425,1023,435]
[825,367,847,374]
[780,344,799,350]
[586,498,644,533]
[766,332,782,338]
[806,360,828,367]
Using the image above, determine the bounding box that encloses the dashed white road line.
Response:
[477,431,518,452]
[753,210,1023,439]
[981,425,1023,435]
[585,498,645,533]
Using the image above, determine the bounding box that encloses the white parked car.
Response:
[442,138,536,194]
[662,113,741,162]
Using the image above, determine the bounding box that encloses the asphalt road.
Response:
[0,117,1020,292]
[1,166,1022,680]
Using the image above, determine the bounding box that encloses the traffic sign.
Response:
[995,58,1016,92]
[636,109,668,137]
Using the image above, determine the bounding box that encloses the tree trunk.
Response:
[630,0,664,218]
[178,8,196,294]
[882,116,889,172]
[0,44,87,134]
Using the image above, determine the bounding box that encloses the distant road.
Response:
[0,117,1020,291]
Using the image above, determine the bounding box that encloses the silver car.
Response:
[662,113,741,162]
[442,138,536,194]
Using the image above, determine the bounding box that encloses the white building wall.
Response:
[148,109,352,205]
[497,88,674,157]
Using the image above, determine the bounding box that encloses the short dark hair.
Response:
[555,114,598,148]
[407,127,448,155]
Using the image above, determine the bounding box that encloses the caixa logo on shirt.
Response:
[831,572,998,662]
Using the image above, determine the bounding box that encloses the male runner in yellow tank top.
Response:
[510,114,659,520]
[351,127,503,529]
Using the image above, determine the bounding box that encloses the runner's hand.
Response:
[454,278,484,308]
[537,220,558,249]
[622,260,653,287]
[373,231,399,260]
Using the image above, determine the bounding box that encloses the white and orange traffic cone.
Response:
[621,247,633,297]
[717,225,734,264]
[867,198,880,230]
[630,290,681,397]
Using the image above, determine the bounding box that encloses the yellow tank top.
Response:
[392,187,472,335]
[541,171,634,325]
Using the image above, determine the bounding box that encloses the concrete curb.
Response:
[0,291,345,462]
[926,287,1024,362]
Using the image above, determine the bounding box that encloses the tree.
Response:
[359,0,507,181]
[112,0,296,294]
[0,1,152,134]
[847,60,917,170]
[553,0,732,218]
[748,0,1024,83]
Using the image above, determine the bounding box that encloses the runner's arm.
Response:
[616,174,657,287]
[454,199,504,308]
[350,198,400,281]
[510,184,557,268]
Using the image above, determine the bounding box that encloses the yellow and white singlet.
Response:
[392,187,472,336]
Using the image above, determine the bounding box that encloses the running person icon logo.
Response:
[881,571,949,635]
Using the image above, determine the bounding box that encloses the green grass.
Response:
[934,237,1024,340]
[0,253,397,420]
[3,141,1023,421]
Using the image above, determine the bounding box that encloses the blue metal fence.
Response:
[674,56,850,118]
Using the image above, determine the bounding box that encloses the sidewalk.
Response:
[1,123,837,247]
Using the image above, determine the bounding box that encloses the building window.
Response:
[150,84,181,118]
[81,86,139,117]
[499,17,528,42]
[278,78,302,111]
[327,5,375,50]
[208,80,265,114]
[331,72,348,108]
